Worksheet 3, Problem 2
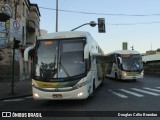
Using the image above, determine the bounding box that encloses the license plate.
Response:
[52,94,62,98]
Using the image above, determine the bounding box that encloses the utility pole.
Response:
[56,0,58,32]
[11,0,20,94]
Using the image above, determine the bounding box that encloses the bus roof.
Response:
[38,31,92,40]
[106,50,140,55]
[38,31,104,55]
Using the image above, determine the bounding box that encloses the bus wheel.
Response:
[90,80,95,97]
[115,73,119,81]
[133,79,137,82]
[101,74,105,86]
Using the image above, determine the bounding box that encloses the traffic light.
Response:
[98,18,106,33]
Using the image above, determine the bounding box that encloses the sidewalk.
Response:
[0,79,32,100]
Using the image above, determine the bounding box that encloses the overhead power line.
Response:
[108,21,160,25]
[39,6,160,17]
[39,6,160,26]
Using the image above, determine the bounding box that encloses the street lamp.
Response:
[71,18,106,33]
[71,21,97,31]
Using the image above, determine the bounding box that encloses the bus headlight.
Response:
[33,93,40,98]
[78,92,84,97]
[74,81,87,89]
[141,70,144,75]
[122,71,127,76]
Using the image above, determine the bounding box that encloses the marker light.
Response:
[45,41,53,45]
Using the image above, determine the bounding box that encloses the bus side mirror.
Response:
[118,57,122,64]
[86,59,90,71]
[24,46,35,61]
[86,53,91,71]
[84,44,89,59]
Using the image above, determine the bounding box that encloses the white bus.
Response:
[105,50,143,81]
[24,31,106,100]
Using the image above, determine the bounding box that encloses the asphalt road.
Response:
[0,76,160,119]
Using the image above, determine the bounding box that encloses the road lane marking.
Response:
[119,89,144,97]
[109,90,128,98]
[156,87,160,89]
[131,88,160,96]
[144,87,160,92]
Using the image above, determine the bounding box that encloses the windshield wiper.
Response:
[59,55,70,77]
[128,62,135,71]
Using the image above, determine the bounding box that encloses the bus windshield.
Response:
[34,38,86,81]
[121,54,143,71]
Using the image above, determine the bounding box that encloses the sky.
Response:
[30,0,160,54]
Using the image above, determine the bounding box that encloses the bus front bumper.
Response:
[121,74,143,80]
[32,86,89,100]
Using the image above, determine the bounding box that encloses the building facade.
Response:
[0,0,41,81]
[142,49,160,77]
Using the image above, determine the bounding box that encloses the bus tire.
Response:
[133,79,137,82]
[101,74,105,86]
[115,73,119,81]
[90,79,95,97]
